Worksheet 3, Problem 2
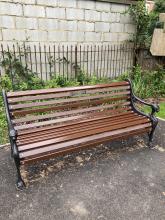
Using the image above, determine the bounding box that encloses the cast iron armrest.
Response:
[132,95,160,116]
[126,79,160,117]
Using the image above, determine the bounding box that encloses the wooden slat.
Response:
[10,92,130,110]
[19,123,151,159]
[17,107,132,135]
[7,81,129,98]
[8,86,130,103]
[17,114,145,146]
[12,96,130,116]
[18,118,149,152]
[13,103,130,124]
[21,127,150,164]
[15,102,131,131]
[17,111,134,140]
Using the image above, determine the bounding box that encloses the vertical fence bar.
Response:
[13,44,16,60]
[118,44,122,75]
[115,44,119,78]
[97,45,99,78]
[121,44,124,75]
[53,45,56,78]
[82,45,85,75]
[58,45,60,76]
[80,45,82,72]
[23,43,28,71]
[106,45,110,78]
[39,44,43,81]
[103,45,106,78]
[75,45,78,78]
[7,45,14,88]
[34,45,38,75]
[62,45,65,78]
[125,44,129,73]
[112,45,115,78]
[86,45,89,77]
[94,45,96,76]
[66,45,69,80]
[90,45,92,77]
[29,46,33,73]
[48,45,52,80]
[100,45,103,78]
[0,44,5,76]
[71,45,73,79]
[124,44,127,73]
[44,45,47,81]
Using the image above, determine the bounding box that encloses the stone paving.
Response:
[0,135,165,220]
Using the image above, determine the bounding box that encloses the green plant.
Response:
[0,49,44,91]
[128,0,165,48]
[131,65,165,98]
[128,0,150,47]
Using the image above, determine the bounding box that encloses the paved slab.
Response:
[0,136,165,220]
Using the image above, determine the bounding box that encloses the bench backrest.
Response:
[6,81,132,132]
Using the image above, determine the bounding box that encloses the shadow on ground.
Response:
[0,135,165,220]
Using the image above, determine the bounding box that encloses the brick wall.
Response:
[0,0,136,47]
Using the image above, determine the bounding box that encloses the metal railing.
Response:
[0,43,135,81]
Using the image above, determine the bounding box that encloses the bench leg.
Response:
[148,117,158,148]
[14,157,25,190]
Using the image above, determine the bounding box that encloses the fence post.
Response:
[75,45,78,78]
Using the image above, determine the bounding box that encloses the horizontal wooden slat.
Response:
[17,111,133,140]
[7,81,129,98]
[18,118,149,152]
[15,102,131,131]
[10,92,130,110]
[17,114,145,146]
[13,103,130,124]
[19,123,151,159]
[8,86,130,103]
[17,107,131,135]
[12,96,130,116]
[21,127,150,164]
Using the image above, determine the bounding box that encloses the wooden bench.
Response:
[3,80,159,189]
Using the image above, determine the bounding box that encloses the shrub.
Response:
[131,65,165,98]
[128,0,165,48]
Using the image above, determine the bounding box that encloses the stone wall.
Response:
[0,0,136,47]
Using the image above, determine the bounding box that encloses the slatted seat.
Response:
[3,80,159,189]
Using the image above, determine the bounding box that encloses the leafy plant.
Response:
[131,65,165,98]
[128,0,165,48]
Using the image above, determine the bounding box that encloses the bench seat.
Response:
[17,111,151,164]
[3,80,159,189]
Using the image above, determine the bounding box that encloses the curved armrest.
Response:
[126,79,160,117]
[133,95,160,116]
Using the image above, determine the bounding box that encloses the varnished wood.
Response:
[17,111,134,140]
[17,114,146,146]
[7,81,129,98]
[8,86,130,103]
[19,123,151,159]
[5,82,152,175]
[9,92,130,110]
[21,127,150,165]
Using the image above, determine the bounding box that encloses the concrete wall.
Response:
[0,0,136,47]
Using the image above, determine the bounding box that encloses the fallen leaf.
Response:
[154,145,165,152]
[76,156,83,163]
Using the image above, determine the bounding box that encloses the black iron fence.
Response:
[0,43,135,81]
